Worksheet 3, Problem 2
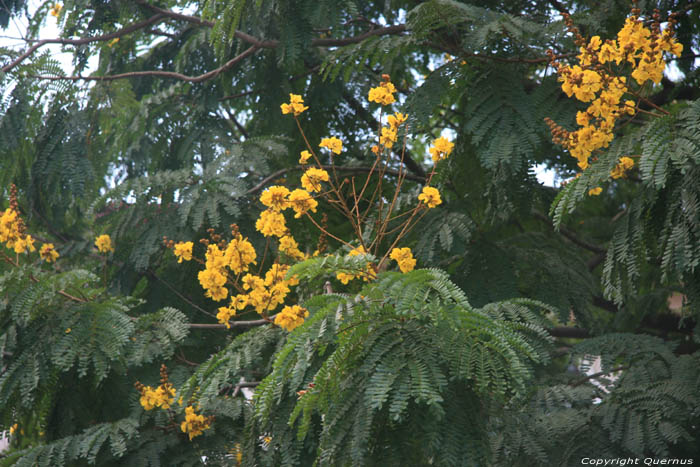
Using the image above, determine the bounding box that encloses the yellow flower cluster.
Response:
[197,235,257,302]
[301,168,330,193]
[280,93,309,116]
[260,185,291,211]
[299,150,312,164]
[173,241,193,263]
[376,112,408,151]
[429,136,454,164]
[289,189,318,218]
[138,383,176,410]
[549,13,683,170]
[39,243,59,263]
[274,304,309,332]
[319,137,343,155]
[0,207,36,254]
[95,234,114,253]
[610,156,635,179]
[368,75,397,106]
[418,186,442,208]
[279,235,305,260]
[336,246,375,284]
[389,247,416,273]
[588,187,603,196]
[49,3,62,17]
[255,209,287,237]
[181,405,213,440]
[218,264,300,327]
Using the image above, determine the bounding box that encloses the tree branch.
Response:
[147,269,215,318]
[571,365,627,387]
[26,45,260,82]
[548,326,590,338]
[188,319,272,329]
[138,2,407,48]
[232,381,260,398]
[533,210,606,254]
[342,90,427,178]
[245,165,425,196]
[2,14,166,73]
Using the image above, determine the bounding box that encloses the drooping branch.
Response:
[26,45,260,82]
[1,13,166,72]
[138,2,407,48]
[533,210,606,254]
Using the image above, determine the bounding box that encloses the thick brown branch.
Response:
[27,45,259,82]
[571,365,627,387]
[232,381,260,398]
[548,326,590,338]
[189,319,271,329]
[533,210,606,254]
[2,14,166,72]
[139,2,406,48]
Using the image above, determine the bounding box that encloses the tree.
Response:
[0,0,699,465]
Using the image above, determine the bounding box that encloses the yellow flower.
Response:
[260,185,291,211]
[39,243,60,263]
[107,37,119,48]
[336,271,356,284]
[231,294,249,310]
[429,136,454,163]
[65,327,71,333]
[299,150,312,164]
[387,112,408,130]
[274,305,309,332]
[173,241,193,263]
[301,168,329,193]
[241,273,264,291]
[138,383,176,411]
[49,4,62,17]
[198,267,226,288]
[95,234,114,253]
[198,267,228,302]
[380,127,398,148]
[180,405,213,440]
[255,209,287,237]
[279,235,305,260]
[224,235,257,274]
[588,187,603,196]
[418,186,442,208]
[610,156,635,179]
[9,424,18,435]
[280,93,308,116]
[13,234,36,254]
[368,80,397,106]
[217,306,236,328]
[319,137,343,154]
[389,247,416,273]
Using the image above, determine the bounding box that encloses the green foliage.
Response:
[2,419,139,467]
[250,269,551,465]
[1,0,699,464]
